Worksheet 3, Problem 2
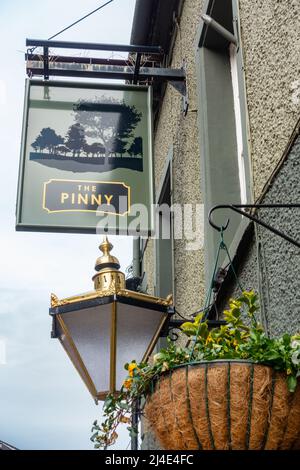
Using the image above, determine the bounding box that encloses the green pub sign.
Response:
[16,80,154,234]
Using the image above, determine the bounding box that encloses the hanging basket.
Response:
[144,361,300,450]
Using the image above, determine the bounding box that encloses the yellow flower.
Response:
[120,416,131,424]
[287,368,292,375]
[128,362,138,377]
[205,335,213,345]
[123,378,133,389]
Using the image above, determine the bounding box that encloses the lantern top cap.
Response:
[95,236,120,272]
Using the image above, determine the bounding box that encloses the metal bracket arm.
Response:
[208,204,300,248]
[160,318,226,337]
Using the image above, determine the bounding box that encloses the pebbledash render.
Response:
[129,0,300,449]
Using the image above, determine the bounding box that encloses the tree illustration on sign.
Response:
[83,142,106,158]
[29,95,144,172]
[110,138,127,157]
[65,123,86,157]
[31,127,64,154]
[128,137,143,157]
[73,96,142,162]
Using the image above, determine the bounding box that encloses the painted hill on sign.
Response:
[29,152,143,173]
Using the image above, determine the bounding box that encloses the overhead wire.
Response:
[48,0,115,41]
[28,0,115,54]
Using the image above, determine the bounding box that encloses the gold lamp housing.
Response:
[50,237,173,403]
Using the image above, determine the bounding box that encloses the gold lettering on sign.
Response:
[78,193,89,205]
[91,194,102,205]
[105,195,113,204]
[43,179,130,216]
[61,193,69,203]
[60,192,114,206]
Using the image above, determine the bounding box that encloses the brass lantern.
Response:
[50,237,173,402]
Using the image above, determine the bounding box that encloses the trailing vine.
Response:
[91,291,300,449]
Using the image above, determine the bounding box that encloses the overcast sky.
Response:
[0,0,135,450]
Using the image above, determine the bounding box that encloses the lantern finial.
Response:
[95,237,120,272]
[99,236,113,257]
[93,237,125,292]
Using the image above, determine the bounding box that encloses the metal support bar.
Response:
[169,319,226,329]
[26,38,163,55]
[26,53,157,67]
[201,14,238,45]
[209,204,300,248]
[131,400,139,450]
[160,318,226,337]
[43,46,49,80]
[26,65,185,82]
[132,237,141,278]
[133,53,142,84]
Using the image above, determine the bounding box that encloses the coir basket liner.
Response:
[144,361,300,450]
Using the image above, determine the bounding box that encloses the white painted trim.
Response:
[229,43,247,205]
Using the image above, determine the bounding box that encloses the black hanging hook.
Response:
[208,204,300,248]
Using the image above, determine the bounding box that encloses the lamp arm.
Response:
[208,204,300,249]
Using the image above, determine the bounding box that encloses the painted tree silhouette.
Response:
[128,137,143,157]
[83,142,105,157]
[56,145,70,156]
[31,135,46,153]
[73,96,142,161]
[65,123,86,157]
[110,138,127,157]
[31,127,64,154]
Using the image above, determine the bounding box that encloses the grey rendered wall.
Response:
[238,0,300,199]
[225,133,300,337]
[142,0,206,317]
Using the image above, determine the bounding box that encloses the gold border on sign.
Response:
[42,178,131,216]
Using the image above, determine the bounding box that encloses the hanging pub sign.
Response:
[16,80,154,234]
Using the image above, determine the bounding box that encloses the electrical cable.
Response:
[48,0,114,41]
[28,1,115,54]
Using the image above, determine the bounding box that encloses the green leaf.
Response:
[180,322,197,336]
[287,375,297,392]
[194,313,204,325]
[264,352,280,361]
[119,402,129,410]
[282,334,291,346]
[127,427,138,438]
[197,323,209,339]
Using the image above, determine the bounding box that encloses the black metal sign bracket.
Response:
[25,39,188,113]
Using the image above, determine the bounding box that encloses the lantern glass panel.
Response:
[59,303,112,393]
[56,318,90,388]
[115,302,167,389]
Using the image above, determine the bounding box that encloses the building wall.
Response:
[143,0,206,317]
[141,0,300,447]
[226,132,300,337]
[238,0,300,198]
[143,0,300,322]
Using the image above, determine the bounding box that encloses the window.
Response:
[196,0,252,287]
[155,156,174,299]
